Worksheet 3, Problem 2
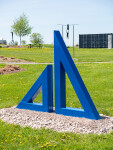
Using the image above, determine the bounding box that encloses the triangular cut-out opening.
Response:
[66,73,83,109]
[32,85,42,104]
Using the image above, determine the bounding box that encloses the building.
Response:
[79,33,113,48]
[0,39,7,45]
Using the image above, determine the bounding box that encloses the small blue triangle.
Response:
[54,31,100,120]
[17,65,53,112]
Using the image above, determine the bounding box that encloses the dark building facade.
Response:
[0,40,7,45]
[79,33,113,48]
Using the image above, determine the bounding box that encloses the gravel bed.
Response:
[0,106,113,134]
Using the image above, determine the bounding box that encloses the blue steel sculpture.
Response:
[17,65,53,112]
[17,30,100,120]
[54,31,100,120]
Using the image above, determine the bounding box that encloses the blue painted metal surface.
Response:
[54,30,100,120]
[16,65,53,112]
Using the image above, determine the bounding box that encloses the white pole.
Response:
[73,25,75,58]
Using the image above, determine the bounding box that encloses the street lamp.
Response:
[69,24,79,58]
[57,24,79,58]
[11,31,14,45]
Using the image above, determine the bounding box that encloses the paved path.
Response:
[1,61,113,65]
[76,61,113,64]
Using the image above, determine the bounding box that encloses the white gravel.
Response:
[0,106,113,134]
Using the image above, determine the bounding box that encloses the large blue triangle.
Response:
[54,31,100,120]
[17,65,53,112]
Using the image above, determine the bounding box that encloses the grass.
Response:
[1,63,113,115]
[0,64,46,108]
[43,44,54,48]
[0,47,113,63]
[1,48,113,149]
[73,48,113,62]
[0,63,5,68]
[1,119,113,150]
[0,48,54,63]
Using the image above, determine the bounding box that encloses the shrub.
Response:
[14,41,18,45]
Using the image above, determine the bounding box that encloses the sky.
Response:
[0,0,113,46]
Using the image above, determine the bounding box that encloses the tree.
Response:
[14,41,18,45]
[11,14,32,47]
[30,33,43,48]
[21,40,26,46]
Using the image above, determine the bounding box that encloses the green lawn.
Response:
[73,48,113,62]
[0,47,113,63]
[1,48,113,149]
[0,63,113,116]
[1,119,113,150]
[0,63,113,150]
[0,48,54,63]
